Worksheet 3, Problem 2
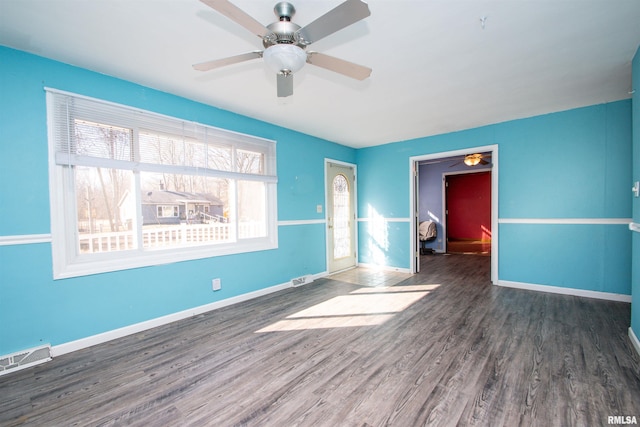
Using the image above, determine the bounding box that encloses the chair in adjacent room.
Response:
[419,220,437,255]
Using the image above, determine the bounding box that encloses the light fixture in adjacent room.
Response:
[263,44,307,75]
[464,153,483,166]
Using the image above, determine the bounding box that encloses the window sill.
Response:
[52,238,277,280]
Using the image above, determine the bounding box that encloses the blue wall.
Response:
[357,101,633,294]
[0,45,636,356]
[631,46,640,337]
[0,47,355,355]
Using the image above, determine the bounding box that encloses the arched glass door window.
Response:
[333,174,351,259]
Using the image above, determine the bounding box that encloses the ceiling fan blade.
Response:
[306,52,371,80]
[295,0,370,45]
[277,72,294,97]
[200,0,274,40]
[193,51,263,71]
[479,159,489,165]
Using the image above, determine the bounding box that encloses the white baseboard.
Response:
[496,280,632,303]
[629,328,640,358]
[52,275,323,357]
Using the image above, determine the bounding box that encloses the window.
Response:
[332,174,351,259]
[47,89,278,279]
[157,206,178,218]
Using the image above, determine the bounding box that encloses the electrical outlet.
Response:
[317,204,322,213]
[212,278,221,291]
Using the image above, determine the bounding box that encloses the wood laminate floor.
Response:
[1,254,639,426]
[447,240,491,255]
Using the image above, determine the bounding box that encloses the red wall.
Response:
[446,171,491,241]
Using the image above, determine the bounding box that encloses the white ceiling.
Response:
[1,0,639,148]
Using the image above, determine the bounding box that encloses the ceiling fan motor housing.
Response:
[263,2,306,48]
[265,21,303,47]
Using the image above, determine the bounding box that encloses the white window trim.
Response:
[46,88,278,279]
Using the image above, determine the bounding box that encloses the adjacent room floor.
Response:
[446,239,491,255]
[1,254,639,426]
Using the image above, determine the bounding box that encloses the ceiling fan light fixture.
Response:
[464,153,482,166]
[263,44,307,74]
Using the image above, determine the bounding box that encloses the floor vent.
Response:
[0,345,52,376]
[292,275,312,287]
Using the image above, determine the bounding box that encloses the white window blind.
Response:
[49,89,276,181]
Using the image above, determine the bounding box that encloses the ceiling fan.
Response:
[193,0,372,97]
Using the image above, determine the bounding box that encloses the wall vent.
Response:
[0,345,52,376]
[291,275,312,287]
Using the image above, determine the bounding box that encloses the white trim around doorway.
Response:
[409,145,499,284]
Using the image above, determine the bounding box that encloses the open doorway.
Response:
[445,170,491,255]
[410,146,498,283]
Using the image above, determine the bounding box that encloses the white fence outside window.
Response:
[78,221,266,253]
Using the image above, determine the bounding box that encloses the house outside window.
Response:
[47,89,278,279]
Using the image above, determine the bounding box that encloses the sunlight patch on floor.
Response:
[328,267,411,288]
[255,284,440,332]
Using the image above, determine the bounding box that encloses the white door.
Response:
[326,162,356,273]
[414,162,421,273]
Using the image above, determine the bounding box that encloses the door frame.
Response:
[409,145,498,284]
[325,158,358,273]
